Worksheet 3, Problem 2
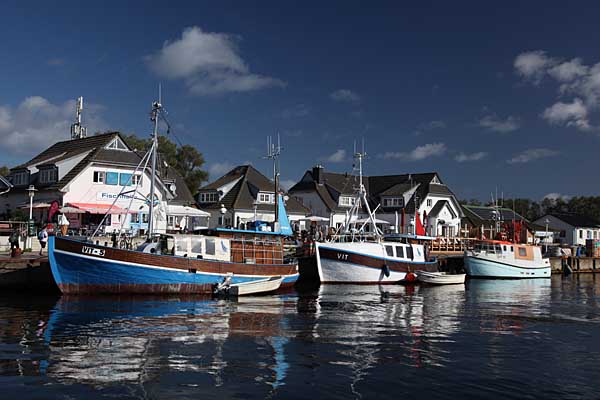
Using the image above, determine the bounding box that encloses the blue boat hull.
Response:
[48,237,299,294]
[464,256,551,279]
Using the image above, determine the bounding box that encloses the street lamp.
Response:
[253,200,258,222]
[544,218,550,253]
[26,185,37,249]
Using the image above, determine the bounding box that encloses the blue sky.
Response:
[1,1,599,201]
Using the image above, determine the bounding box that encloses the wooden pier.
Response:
[0,254,58,292]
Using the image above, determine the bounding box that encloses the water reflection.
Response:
[1,277,600,399]
[40,295,293,395]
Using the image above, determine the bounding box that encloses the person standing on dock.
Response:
[37,227,48,256]
[9,228,20,257]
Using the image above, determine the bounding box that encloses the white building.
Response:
[289,166,464,236]
[1,132,205,234]
[196,165,309,230]
[534,213,600,246]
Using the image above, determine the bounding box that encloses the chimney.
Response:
[312,165,324,184]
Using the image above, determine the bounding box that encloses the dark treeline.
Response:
[461,197,600,222]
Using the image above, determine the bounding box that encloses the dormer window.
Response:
[11,171,29,186]
[258,192,275,204]
[199,192,219,203]
[105,137,129,151]
[339,196,355,207]
[383,197,403,207]
[39,168,58,184]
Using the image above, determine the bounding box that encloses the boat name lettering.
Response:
[337,253,349,261]
[82,246,105,257]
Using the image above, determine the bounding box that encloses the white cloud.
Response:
[507,148,558,164]
[47,58,65,66]
[323,149,347,163]
[330,89,360,103]
[280,179,297,191]
[281,104,310,118]
[454,151,488,162]
[542,98,591,131]
[479,114,519,133]
[381,142,446,161]
[514,51,600,131]
[514,50,555,84]
[0,96,108,156]
[208,162,235,178]
[548,58,588,82]
[145,26,285,95]
[543,192,571,202]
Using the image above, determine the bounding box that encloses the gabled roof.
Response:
[289,167,461,215]
[198,165,309,214]
[429,200,457,219]
[545,213,600,228]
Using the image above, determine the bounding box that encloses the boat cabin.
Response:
[472,240,542,261]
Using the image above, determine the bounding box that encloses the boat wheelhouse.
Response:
[464,239,551,279]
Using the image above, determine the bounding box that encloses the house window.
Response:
[339,196,355,207]
[119,173,132,186]
[93,171,105,183]
[579,230,583,239]
[427,199,432,207]
[11,171,28,186]
[132,174,142,185]
[560,230,566,238]
[39,168,57,183]
[595,231,598,239]
[167,215,176,228]
[258,192,274,203]
[385,245,394,257]
[106,172,119,185]
[199,192,218,203]
[131,213,140,224]
[587,230,592,239]
[142,213,149,224]
[383,197,403,207]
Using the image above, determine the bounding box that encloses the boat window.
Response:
[503,245,507,252]
[518,247,527,257]
[510,246,514,252]
[385,245,394,257]
[488,245,495,253]
[495,245,502,253]
[205,238,215,255]
[406,246,414,260]
[474,243,481,251]
[396,246,405,258]
[191,238,202,254]
[175,239,187,254]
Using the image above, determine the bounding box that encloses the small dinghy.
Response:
[213,275,284,297]
[416,271,466,285]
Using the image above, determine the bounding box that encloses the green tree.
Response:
[123,134,208,195]
[0,165,9,177]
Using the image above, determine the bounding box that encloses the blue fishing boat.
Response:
[47,94,299,295]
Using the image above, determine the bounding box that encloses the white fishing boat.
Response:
[214,275,284,296]
[314,146,438,284]
[416,270,465,285]
[464,240,551,278]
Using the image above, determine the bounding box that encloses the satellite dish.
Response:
[283,195,289,201]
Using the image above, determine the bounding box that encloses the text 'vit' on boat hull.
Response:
[315,242,438,284]
[48,237,299,294]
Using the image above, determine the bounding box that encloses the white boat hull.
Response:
[318,257,408,283]
[464,256,551,279]
[417,271,465,285]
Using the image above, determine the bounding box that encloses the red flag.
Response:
[415,210,425,236]
[48,200,60,222]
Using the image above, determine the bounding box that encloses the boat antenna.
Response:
[147,84,162,239]
[263,134,282,228]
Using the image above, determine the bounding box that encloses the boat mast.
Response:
[264,134,281,228]
[354,140,380,239]
[147,87,162,239]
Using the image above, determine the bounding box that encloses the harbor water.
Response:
[1,275,599,399]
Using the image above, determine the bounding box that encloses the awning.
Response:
[166,204,210,217]
[68,203,131,214]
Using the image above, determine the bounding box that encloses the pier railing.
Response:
[430,237,474,253]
